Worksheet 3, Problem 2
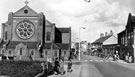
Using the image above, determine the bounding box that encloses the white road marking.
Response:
[95,60,98,62]
[89,60,93,61]
[100,60,103,62]
[85,60,88,61]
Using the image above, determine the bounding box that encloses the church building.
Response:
[0,2,71,61]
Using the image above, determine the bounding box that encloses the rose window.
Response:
[16,20,35,39]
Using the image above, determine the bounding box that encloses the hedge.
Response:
[0,60,54,77]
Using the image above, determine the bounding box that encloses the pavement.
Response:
[48,60,82,77]
[48,55,135,77]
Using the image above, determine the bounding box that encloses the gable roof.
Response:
[130,13,135,23]
[14,5,38,17]
[92,35,112,44]
[58,28,70,33]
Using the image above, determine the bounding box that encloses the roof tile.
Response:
[92,35,112,44]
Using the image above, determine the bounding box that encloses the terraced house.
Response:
[92,30,117,57]
[0,2,71,61]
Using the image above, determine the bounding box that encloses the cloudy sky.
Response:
[0,0,135,42]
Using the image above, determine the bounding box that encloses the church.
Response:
[0,1,71,61]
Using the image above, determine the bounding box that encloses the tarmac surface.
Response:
[48,55,135,77]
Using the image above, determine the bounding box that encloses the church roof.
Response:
[46,20,53,25]
[6,41,38,49]
[14,5,38,17]
[92,35,112,44]
[58,28,70,33]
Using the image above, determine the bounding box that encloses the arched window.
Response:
[20,48,22,55]
[46,32,51,41]
[5,31,8,40]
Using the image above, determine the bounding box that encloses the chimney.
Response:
[110,30,113,35]
[100,33,104,38]
[105,32,108,36]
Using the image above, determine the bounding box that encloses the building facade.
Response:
[0,3,71,61]
[118,13,135,62]
[92,30,117,57]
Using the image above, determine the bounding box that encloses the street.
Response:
[48,55,135,77]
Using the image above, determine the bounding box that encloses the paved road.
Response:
[48,55,135,77]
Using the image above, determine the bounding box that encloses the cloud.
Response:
[0,0,134,42]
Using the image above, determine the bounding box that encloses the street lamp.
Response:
[79,27,85,61]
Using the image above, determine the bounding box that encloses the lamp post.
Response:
[79,27,85,61]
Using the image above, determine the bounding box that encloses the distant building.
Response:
[0,2,71,61]
[92,30,117,57]
[118,13,135,62]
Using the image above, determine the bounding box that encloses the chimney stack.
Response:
[100,33,104,38]
[110,30,113,35]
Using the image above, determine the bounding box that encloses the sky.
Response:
[0,0,135,43]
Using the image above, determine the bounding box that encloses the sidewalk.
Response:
[108,57,135,70]
[48,61,82,77]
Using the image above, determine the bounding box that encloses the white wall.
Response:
[103,35,117,45]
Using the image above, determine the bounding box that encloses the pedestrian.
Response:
[54,58,60,75]
[67,59,73,73]
[125,53,129,63]
[59,58,65,75]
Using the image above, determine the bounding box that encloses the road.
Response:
[48,55,135,77]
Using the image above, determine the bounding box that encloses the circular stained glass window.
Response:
[16,20,35,40]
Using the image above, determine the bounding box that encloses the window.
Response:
[5,31,8,40]
[20,48,22,55]
[16,20,35,39]
[46,32,51,41]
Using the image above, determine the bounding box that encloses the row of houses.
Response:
[91,13,135,63]
[91,30,117,57]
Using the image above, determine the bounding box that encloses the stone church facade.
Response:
[0,3,71,61]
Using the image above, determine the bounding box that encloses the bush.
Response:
[0,60,54,77]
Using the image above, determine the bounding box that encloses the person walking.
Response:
[67,59,73,73]
[59,58,65,75]
[54,58,60,75]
